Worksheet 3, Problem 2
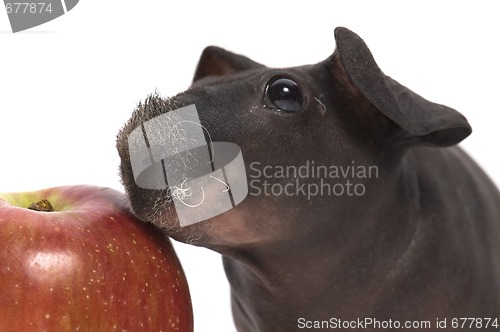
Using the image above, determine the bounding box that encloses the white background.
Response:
[1,1,499,331]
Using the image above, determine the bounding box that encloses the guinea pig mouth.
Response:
[124,100,248,229]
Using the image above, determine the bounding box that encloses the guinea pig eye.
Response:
[265,78,304,112]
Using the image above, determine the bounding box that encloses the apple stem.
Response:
[27,199,55,212]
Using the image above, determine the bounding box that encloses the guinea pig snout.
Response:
[126,100,208,184]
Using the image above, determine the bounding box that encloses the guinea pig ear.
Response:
[193,46,265,82]
[333,27,472,147]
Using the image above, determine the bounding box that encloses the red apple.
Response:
[0,185,193,332]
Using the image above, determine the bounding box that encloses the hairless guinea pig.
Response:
[116,27,500,331]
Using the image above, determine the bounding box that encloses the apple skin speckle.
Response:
[0,185,193,331]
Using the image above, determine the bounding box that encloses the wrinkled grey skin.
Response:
[117,27,500,331]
